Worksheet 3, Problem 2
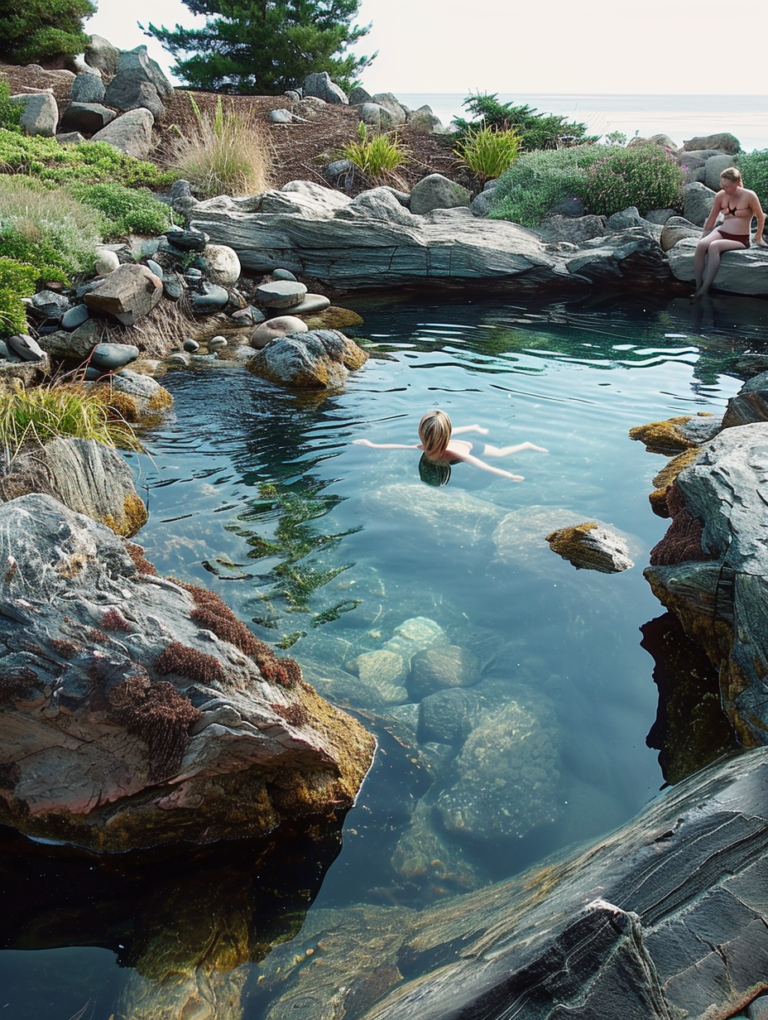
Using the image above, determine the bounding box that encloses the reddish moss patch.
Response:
[124,541,158,576]
[649,482,715,566]
[49,639,78,658]
[155,641,225,684]
[102,608,132,632]
[170,578,301,688]
[105,665,202,781]
[270,702,309,727]
[0,668,39,705]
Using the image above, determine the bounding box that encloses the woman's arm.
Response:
[353,439,420,450]
[749,190,766,246]
[453,450,524,481]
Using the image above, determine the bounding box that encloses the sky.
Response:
[82,0,768,95]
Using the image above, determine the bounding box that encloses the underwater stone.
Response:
[435,694,561,842]
[353,650,408,704]
[408,644,481,701]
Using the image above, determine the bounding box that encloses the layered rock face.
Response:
[0,493,374,850]
[645,421,768,746]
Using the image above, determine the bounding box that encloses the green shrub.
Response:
[0,0,95,66]
[0,258,40,336]
[452,92,598,151]
[454,126,520,181]
[165,94,274,198]
[0,81,22,133]
[0,380,143,455]
[490,145,611,227]
[66,182,177,238]
[0,175,102,276]
[0,132,175,189]
[337,122,409,178]
[585,145,684,217]
[736,150,768,210]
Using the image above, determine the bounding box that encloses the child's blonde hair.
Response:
[419,409,452,458]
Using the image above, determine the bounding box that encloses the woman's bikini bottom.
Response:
[718,231,750,248]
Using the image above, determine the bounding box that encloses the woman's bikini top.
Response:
[725,202,750,218]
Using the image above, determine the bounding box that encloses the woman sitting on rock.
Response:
[694,167,766,297]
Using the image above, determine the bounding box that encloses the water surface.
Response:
[2,291,766,1017]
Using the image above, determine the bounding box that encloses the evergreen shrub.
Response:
[0,81,22,132]
[453,92,598,151]
[585,145,684,217]
[489,145,610,227]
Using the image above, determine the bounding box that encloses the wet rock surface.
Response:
[0,493,375,850]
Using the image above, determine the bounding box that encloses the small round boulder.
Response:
[255,280,308,309]
[251,315,308,349]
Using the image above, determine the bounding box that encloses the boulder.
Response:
[95,248,121,275]
[660,215,700,251]
[545,521,634,573]
[104,77,164,119]
[682,181,716,226]
[0,492,375,851]
[10,92,58,137]
[251,316,308,348]
[357,102,397,130]
[255,748,768,1020]
[202,243,241,286]
[435,693,561,842]
[0,438,146,537]
[606,206,646,230]
[247,328,368,390]
[188,180,670,292]
[668,238,768,295]
[406,105,444,134]
[704,153,735,189]
[255,279,308,308]
[302,71,348,104]
[59,102,116,134]
[722,370,768,428]
[84,34,120,76]
[109,45,174,101]
[408,644,481,701]
[37,318,100,361]
[410,173,471,215]
[91,108,155,159]
[371,92,408,125]
[70,71,105,104]
[538,214,605,244]
[645,421,768,745]
[683,132,741,154]
[84,263,163,325]
[106,368,174,422]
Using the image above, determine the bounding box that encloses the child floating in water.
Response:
[353,409,548,481]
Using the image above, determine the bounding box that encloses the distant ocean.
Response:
[395,93,768,152]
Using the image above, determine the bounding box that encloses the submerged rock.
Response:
[435,693,561,843]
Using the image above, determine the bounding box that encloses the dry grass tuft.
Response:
[165,93,275,199]
[105,293,198,359]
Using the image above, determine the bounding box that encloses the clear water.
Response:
[2,292,766,1018]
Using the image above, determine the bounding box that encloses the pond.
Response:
[2,290,766,1019]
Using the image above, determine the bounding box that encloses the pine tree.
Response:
[145,0,374,95]
[0,0,96,67]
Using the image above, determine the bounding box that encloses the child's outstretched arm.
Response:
[453,450,524,481]
[353,439,421,450]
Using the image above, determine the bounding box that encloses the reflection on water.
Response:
[3,292,767,1017]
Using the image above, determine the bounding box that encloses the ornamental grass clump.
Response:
[0,381,143,457]
[166,94,274,198]
[454,126,521,181]
[337,122,409,179]
[584,145,685,217]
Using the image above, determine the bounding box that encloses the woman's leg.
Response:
[694,234,714,291]
[695,238,745,297]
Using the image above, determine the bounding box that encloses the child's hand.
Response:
[525,443,548,453]
[508,473,524,482]
[353,439,372,446]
